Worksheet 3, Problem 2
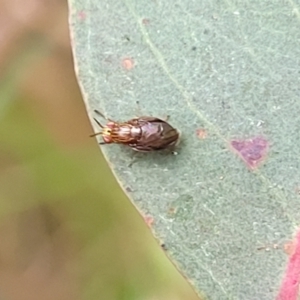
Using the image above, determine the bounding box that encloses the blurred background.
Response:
[0,0,200,299]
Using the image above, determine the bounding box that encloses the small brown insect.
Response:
[90,110,180,152]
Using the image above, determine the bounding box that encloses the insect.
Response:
[90,110,180,152]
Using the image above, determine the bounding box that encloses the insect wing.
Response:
[131,117,179,151]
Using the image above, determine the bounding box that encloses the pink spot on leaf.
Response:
[196,128,207,139]
[77,11,86,21]
[144,215,154,227]
[121,57,134,70]
[284,241,296,256]
[230,136,269,169]
[277,230,300,300]
[142,18,150,25]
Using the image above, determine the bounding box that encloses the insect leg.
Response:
[94,110,115,122]
[93,117,104,128]
[135,101,143,117]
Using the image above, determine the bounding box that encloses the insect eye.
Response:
[107,122,115,129]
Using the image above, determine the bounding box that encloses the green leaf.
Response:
[69,1,300,299]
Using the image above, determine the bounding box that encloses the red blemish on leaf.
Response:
[277,230,300,300]
[230,136,269,169]
[121,57,134,70]
[196,128,207,139]
[284,241,296,256]
[167,206,177,216]
[142,18,150,25]
[144,215,154,227]
[125,186,133,193]
[77,11,86,21]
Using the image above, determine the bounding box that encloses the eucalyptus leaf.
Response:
[69,1,300,299]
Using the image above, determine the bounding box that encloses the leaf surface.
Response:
[69,1,300,299]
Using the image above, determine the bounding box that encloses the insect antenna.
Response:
[94,109,115,122]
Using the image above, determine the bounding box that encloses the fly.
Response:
[90,110,180,152]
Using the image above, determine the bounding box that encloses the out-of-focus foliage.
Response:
[0,1,200,299]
